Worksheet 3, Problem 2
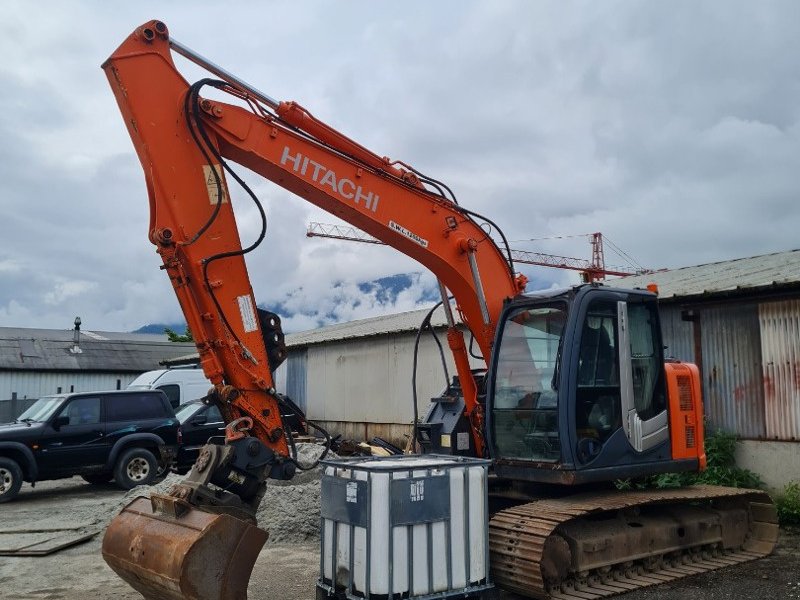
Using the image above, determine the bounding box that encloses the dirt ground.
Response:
[1,477,797,600]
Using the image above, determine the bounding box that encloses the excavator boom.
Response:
[101,20,522,600]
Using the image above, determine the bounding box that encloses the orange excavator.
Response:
[101,21,778,600]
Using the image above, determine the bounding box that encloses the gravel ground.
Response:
[1,476,797,600]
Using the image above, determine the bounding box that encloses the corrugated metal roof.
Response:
[0,327,175,343]
[605,249,800,300]
[139,307,451,367]
[0,327,196,372]
[286,306,450,348]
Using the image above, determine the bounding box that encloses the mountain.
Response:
[133,323,188,335]
[357,273,439,304]
[132,272,436,335]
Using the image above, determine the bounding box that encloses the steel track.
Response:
[489,485,778,599]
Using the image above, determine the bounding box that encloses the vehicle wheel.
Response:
[0,457,23,503]
[114,448,157,490]
[81,473,113,485]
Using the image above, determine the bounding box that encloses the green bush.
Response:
[616,428,763,491]
[702,428,737,468]
[776,481,800,526]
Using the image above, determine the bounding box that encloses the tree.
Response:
[165,327,193,342]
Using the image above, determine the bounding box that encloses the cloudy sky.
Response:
[1,1,798,333]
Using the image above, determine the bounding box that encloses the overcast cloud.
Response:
[1,1,798,333]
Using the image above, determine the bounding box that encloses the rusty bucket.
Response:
[102,494,268,600]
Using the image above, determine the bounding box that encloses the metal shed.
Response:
[607,249,800,489]
[0,326,196,422]
[273,306,479,445]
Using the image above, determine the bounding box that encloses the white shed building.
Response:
[0,326,196,422]
[273,307,479,446]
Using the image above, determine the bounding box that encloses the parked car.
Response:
[0,390,180,502]
[127,367,212,408]
[173,394,311,473]
[173,400,226,473]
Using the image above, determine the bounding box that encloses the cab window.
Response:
[628,302,666,420]
[205,405,223,423]
[575,300,621,453]
[158,384,181,409]
[61,397,101,425]
[105,393,168,422]
[492,304,566,462]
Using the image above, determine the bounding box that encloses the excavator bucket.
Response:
[102,494,268,600]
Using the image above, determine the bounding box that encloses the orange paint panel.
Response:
[665,361,706,469]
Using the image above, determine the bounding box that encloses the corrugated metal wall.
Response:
[659,305,695,363]
[285,350,308,412]
[0,371,140,422]
[759,299,800,441]
[0,371,138,401]
[700,303,766,439]
[651,299,800,441]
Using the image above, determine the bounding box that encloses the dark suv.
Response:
[0,390,180,502]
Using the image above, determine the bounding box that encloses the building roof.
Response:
[605,249,800,301]
[161,306,450,366]
[0,327,196,372]
[286,306,449,348]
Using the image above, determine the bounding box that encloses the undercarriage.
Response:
[489,485,778,599]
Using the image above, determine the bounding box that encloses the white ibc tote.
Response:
[317,454,493,600]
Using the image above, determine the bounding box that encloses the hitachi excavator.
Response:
[101,21,778,600]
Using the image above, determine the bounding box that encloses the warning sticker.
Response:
[346,481,359,504]
[237,295,258,333]
[410,480,425,502]
[203,164,228,205]
[389,220,428,248]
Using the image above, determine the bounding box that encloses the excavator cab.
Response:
[486,284,705,485]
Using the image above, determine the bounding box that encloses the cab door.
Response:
[39,396,108,473]
[617,299,669,452]
[568,290,670,468]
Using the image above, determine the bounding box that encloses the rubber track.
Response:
[488,485,778,599]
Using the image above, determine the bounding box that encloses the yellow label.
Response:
[203,165,228,204]
[440,434,451,448]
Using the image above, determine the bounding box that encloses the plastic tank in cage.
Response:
[317,454,493,599]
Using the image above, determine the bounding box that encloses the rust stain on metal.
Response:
[102,496,267,600]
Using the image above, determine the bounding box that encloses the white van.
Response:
[127,368,212,408]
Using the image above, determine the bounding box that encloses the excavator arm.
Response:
[101,20,524,600]
[103,20,524,459]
